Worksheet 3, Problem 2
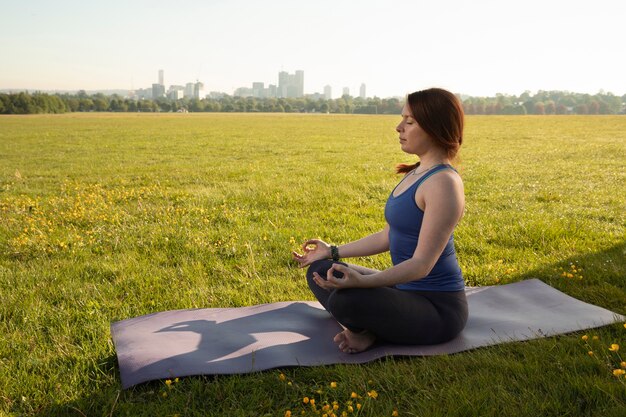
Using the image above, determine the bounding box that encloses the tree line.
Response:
[1,90,624,115]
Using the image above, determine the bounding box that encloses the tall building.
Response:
[184,83,195,99]
[158,69,164,86]
[342,87,350,97]
[324,85,332,100]
[193,81,204,99]
[278,70,304,98]
[252,82,265,98]
[359,83,366,99]
[152,83,165,99]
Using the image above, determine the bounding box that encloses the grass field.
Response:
[0,113,625,416]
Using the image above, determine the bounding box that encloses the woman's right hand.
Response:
[292,239,332,268]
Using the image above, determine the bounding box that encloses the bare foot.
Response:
[333,329,376,354]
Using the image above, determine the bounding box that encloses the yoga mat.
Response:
[111,279,624,389]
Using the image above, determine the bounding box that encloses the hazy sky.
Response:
[1,0,624,98]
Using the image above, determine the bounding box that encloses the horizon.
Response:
[1,1,625,98]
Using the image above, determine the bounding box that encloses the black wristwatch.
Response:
[330,245,340,261]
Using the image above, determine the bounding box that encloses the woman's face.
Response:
[395,104,431,155]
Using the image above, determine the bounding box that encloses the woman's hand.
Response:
[292,239,332,268]
[312,263,365,290]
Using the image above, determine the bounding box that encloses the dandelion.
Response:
[347,405,354,412]
[161,392,167,398]
[174,377,179,383]
[279,373,286,381]
[623,323,626,329]
[165,379,172,387]
[581,335,589,341]
[303,397,310,404]
[333,404,339,411]
[367,390,378,399]
[392,410,399,417]
[350,392,358,399]
[609,344,619,352]
[285,411,292,417]
[588,351,594,356]
[310,399,316,406]
[330,381,337,388]
[613,369,625,377]
[593,336,599,341]
[621,362,626,369]
[356,404,362,410]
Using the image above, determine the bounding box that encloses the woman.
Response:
[292,88,467,353]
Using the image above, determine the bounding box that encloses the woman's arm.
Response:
[292,225,389,268]
[336,224,390,258]
[313,172,464,289]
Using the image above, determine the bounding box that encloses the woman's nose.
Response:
[395,123,402,132]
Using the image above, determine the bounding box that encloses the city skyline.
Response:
[1,1,625,98]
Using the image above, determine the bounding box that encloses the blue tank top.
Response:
[384,164,464,291]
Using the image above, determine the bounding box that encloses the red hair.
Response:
[396,88,464,174]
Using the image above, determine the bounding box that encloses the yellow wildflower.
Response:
[279,373,286,381]
[161,392,167,398]
[285,412,292,417]
[165,379,172,386]
[581,335,588,341]
[588,351,594,356]
[330,381,337,388]
[174,378,179,383]
[621,361,626,369]
[333,404,339,410]
[356,404,362,410]
[322,405,330,412]
[303,397,310,404]
[609,344,619,352]
[592,336,599,340]
[310,399,315,406]
[392,410,399,417]
[347,405,354,412]
[367,390,378,399]
[350,392,358,399]
[613,369,625,377]
[623,323,626,329]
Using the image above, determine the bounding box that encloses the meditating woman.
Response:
[292,88,468,353]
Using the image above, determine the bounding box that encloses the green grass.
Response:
[0,113,625,416]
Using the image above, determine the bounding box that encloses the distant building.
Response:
[267,84,277,98]
[184,83,195,99]
[234,87,253,97]
[342,87,350,97]
[278,70,304,98]
[152,83,165,99]
[305,92,325,101]
[360,83,366,99]
[183,82,204,99]
[167,88,184,100]
[158,69,164,86]
[252,82,265,98]
[324,85,332,100]
[136,88,152,100]
[193,81,204,99]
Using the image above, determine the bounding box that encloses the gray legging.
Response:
[307,259,468,345]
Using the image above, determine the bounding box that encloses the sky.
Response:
[1,0,624,98]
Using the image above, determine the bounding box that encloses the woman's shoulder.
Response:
[416,167,464,207]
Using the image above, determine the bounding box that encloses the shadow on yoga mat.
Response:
[111,279,624,389]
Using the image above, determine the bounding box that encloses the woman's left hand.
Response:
[312,263,366,290]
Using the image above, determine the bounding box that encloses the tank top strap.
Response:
[413,164,456,190]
